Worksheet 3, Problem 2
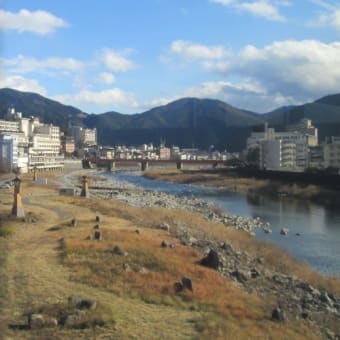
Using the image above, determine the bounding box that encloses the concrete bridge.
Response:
[82,158,225,171]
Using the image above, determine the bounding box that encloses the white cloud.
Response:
[0,75,47,95]
[139,79,298,113]
[313,9,340,30]
[238,1,285,21]
[3,55,84,75]
[182,80,298,112]
[96,72,116,84]
[138,97,176,111]
[53,88,138,110]
[206,40,340,103]
[0,9,68,35]
[170,40,229,59]
[308,0,335,11]
[210,0,286,22]
[100,49,136,72]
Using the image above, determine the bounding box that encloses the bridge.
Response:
[82,158,226,171]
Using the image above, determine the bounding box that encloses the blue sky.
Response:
[1,0,340,114]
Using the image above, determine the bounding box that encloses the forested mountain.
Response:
[1,88,340,151]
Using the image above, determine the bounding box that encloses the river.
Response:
[107,171,340,277]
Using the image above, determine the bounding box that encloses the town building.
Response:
[61,136,76,154]
[0,108,63,173]
[323,136,340,169]
[69,126,97,146]
[246,119,318,171]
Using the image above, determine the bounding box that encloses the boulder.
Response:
[113,245,127,256]
[280,228,289,235]
[63,314,79,327]
[231,270,250,283]
[68,295,83,307]
[182,277,193,292]
[28,314,45,329]
[79,299,97,310]
[250,268,260,278]
[200,249,219,270]
[271,307,286,322]
[68,296,96,310]
[320,292,333,306]
[29,314,58,329]
[123,263,131,271]
[94,231,102,241]
[161,240,168,248]
[174,282,184,293]
[159,223,170,232]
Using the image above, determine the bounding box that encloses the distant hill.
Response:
[1,88,340,151]
[84,98,263,150]
[263,94,340,141]
[0,88,86,130]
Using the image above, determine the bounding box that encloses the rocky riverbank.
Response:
[69,170,271,235]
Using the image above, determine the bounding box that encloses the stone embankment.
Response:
[82,172,270,235]
[175,226,340,338]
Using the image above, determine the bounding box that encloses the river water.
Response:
[107,171,340,277]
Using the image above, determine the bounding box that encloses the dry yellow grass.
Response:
[0,171,337,339]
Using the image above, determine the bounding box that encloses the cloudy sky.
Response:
[1,0,340,114]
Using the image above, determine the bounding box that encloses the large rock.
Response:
[68,296,97,310]
[200,249,219,270]
[29,314,44,329]
[280,228,289,236]
[174,282,184,293]
[182,277,193,292]
[159,223,170,232]
[29,314,58,329]
[161,240,169,248]
[271,307,286,322]
[231,270,250,283]
[113,245,127,256]
[94,231,102,241]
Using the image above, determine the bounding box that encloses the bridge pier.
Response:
[141,160,149,171]
[176,161,183,170]
[108,162,115,171]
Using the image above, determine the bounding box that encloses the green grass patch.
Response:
[0,226,13,237]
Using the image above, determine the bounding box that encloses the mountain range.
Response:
[1,88,340,151]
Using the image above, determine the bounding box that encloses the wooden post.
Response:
[80,175,89,198]
[12,176,25,218]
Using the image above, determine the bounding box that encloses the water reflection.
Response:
[108,171,340,276]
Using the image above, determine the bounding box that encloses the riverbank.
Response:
[0,169,339,338]
[143,168,340,205]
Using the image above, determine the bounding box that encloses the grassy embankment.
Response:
[143,168,335,201]
[0,170,338,338]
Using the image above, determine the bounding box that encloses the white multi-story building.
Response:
[323,137,340,169]
[246,119,318,171]
[69,126,97,146]
[0,108,63,173]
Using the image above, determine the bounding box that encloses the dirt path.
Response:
[1,193,200,339]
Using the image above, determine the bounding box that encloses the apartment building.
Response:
[0,108,63,173]
[246,119,318,171]
[323,137,340,169]
[69,126,97,146]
